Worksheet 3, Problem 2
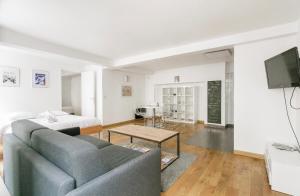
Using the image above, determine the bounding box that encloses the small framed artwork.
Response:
[0,66,20,87]
[32,70,49,88]
[122,86,132,96]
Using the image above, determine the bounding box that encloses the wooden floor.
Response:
[104,120,287,196]
[0,121,288,196]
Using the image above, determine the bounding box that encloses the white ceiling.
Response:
[0,0,300,61]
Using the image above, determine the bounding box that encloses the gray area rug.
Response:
[186,127,234,152]
[117,140,196,192]
[161,151,196,191]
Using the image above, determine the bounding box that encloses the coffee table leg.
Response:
[130,136,133,143]
[158,143,162,162]
[177,134,180,157]
[108,131,111,143]
[153,108,156,127]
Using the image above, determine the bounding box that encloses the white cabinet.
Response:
[162,86,197,123]
[265,142,300,195]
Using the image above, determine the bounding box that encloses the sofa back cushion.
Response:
[31,129,111,187]
[12,120,46,146]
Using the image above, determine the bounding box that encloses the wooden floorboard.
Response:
[0,120,289,196]
[103,120,288,196]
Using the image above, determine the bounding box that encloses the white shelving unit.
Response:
[162,86,197,123]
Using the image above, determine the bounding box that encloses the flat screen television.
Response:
[265,47,300,89]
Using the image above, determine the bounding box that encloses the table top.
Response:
[108,125,179,143]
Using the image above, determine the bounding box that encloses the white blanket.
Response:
[0,114,101,136]
[29,115,101,130]
[0,120,13,135]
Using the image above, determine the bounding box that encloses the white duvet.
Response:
[0,120,13,135]
[29,115,101,130]
[0,113,101,136]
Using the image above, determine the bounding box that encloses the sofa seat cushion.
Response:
[31,129,111,187]
[75,135,111,149]
[100,145,143,170]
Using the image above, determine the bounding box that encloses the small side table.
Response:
[265,142,300,195]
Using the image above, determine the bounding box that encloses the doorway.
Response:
[61,70,82,115]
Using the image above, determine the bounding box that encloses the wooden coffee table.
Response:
[108,125,180,170]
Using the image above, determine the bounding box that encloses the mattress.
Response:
[29,115,101,130]
[0,114,101,136]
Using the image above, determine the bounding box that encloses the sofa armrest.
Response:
[57,127,80,136]
[3,134,75,196]
[66,149,161,196]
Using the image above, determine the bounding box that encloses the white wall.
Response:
[225,62,234,124]
[102,70,145,125]
[145,63,226,125]
[234,34,300,154]
[80,65,104,123]
[0,47,85,118]
[96,70,103,123]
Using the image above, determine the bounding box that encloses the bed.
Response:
[0,111,102,137]
[30,115,102,135]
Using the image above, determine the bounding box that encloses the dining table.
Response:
[142,105,159,127]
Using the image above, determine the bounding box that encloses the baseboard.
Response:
[226,124,234,128]
[197,120,205,124]
[80,125,103,135]
[205,124,226,129]
[204,123,234,129]
[234,150,264,160]
[103,119,136,129]
[0,145,3,160]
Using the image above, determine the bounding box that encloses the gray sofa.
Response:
[3,120,161,196]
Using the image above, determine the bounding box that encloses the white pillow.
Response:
[37,111,49,119]
[0,119,13,135]
[38,111,58,123]
[6,112,37,121]
[47,112,58,123]
[50,111,69,116]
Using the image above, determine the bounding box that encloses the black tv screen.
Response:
[265,47,300,89]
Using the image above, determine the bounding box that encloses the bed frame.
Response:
[80,125,103,137]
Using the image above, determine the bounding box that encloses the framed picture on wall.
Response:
[0,66,20,87]
[122,86,132,96]
[32,70,49,88]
